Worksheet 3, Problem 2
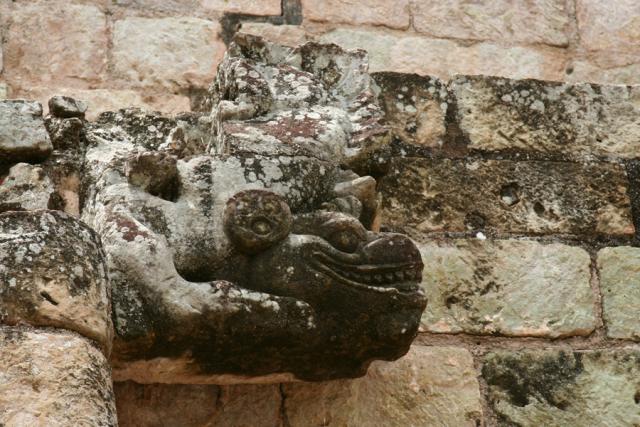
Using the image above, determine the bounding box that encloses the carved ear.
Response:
[223,190,292,254]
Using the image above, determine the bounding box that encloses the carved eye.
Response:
[328,230,361,253]
[224,190,292,254]
[251,218,272,235]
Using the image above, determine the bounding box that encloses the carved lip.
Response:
[311,251,423,293]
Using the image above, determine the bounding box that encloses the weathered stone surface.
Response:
[48,95,87,119]
[380,158,634,236]
[115,382,280,427]
[0,100,52,163]
[202,0,281,15]
[113,17,225,89]
[284,345,483,426]
[567,58,640,85]
[373,72,448,148]
[320,29,567,81]
[0,163,54,211]
[411,0,570,46]
[0,326,116,426]
[484,348,640,426]
[0,83,7,99]
[17,87,192,120]
[598,246,640,340]
[576,0,640,53]
[85,38,426,383]
[452,75,640,160]
[115,346,482,426]
[239,23,312,47]
[3,1,107,87]
[0,210,113,351]
[420,239,595,337]
[302,0,410,29]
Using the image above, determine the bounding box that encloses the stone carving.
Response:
[0,35,427,384]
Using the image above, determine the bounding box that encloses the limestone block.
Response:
[114,346,483,426]
[302,0,410,29]
[420,239,595,337]
[202,0,281,15]
[284,345,483,426]
[0,163,54,211]
[412,0,570,46]
[0,83,7,99]
[598,246,640,340]
[115,382,281,427]
[16,87,191,120]
[484,348,640,426]
[320,29,567,81]
[0,100,52,163]
[372,72,448,148]
[379,158,634,236]
[577,0,640,53]
[3,1,107,87]
[567,59,640,85]
[239,23,312,47]
[0,210,113,351]
[0,326,117,426]
[113,17,225,90]
[451,75,640,159]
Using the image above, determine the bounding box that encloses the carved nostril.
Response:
[362,233,422,265]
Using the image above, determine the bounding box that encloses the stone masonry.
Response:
[2,2,640,427]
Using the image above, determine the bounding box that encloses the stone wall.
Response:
[2,1,640,426]
[1,0,640,119]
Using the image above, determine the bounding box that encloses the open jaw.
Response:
[311,251,423,293]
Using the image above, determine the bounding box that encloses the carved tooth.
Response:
[395,271,404,281]
[405,270,414,280]
[385,273,394,282]
[363,274,372,282]
[374,274,382,283]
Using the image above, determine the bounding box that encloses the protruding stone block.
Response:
[0,163,54,212]
[0,326,117,426]
[598,246,640,340]
[0,210,113,352]
[112,17,225,90]
[452,75,640,160]
[483,348,640,426]
[419,239,596,337]
[0,100,52,164]
[379,158,634,236]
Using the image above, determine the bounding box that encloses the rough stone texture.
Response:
[202,0,281,15]
[115,382,280,426]
[0,83,7,99]
[576,0,640,53]
[3,1,107,88]
[0,326,117,426]
[112,17,225,90]
[379,158,634,236]
[598,246,640,340]
[0,163,54,211]
[0,100,52,164]
[372,72,448,148]
[239,23,312,47]
[84,38,426,383]
[567,58,640,86]
[0,211,113,351]
[320,29,567,81]
[302,0,410,30]
[420,239,595,337]
[17,87,192,121]
[484,348,640,426]
[114,346,482,427]
[284,345,483,426]
[411,0,570,46]
[48,95,88,119]
[452,75,640,160]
